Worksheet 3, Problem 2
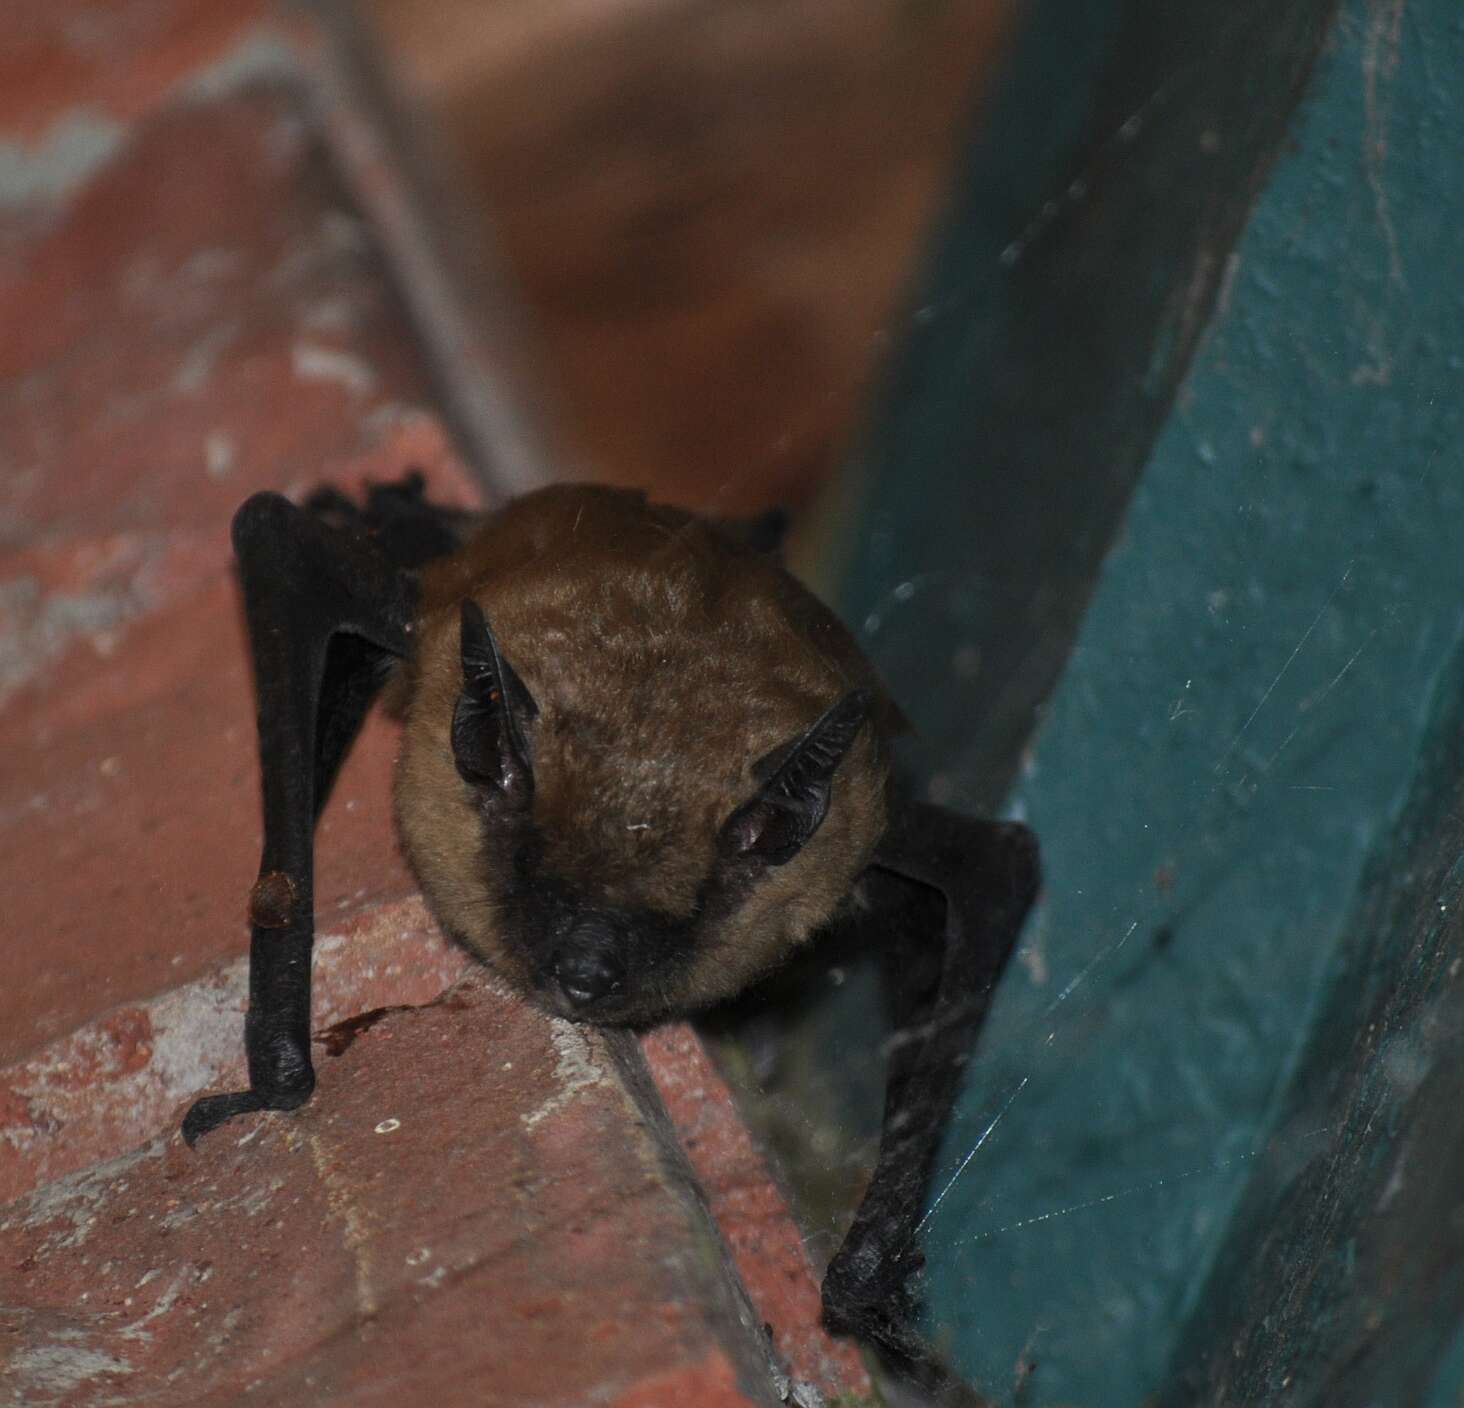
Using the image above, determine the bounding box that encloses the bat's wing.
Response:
[304,468,481,568]
[821,801,1040,1393]
[182,490,422,1143]
[711,504,791,558]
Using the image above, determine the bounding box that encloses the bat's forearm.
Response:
[183,492,418,1144]
[821,803,1039,1353]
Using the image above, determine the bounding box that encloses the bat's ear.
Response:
[720,689,871,866]
[452,599,539,801]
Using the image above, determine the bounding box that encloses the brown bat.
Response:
[182,474,1038,1382]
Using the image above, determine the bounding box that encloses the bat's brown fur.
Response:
[392,483,897,1019]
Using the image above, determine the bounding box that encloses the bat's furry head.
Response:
[394,485,893,1024]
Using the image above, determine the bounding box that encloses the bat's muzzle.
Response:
[552,921,625,1009]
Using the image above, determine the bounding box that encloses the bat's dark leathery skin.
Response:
[181,474,1041,1394]
[820,807,1039,1370]
[180,490,418,1145]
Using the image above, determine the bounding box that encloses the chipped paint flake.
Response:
[204,430,238,480]
[0,895,468,1202]
[0,111,124,209]
[0,1141,162,1256]
[292,342,377,397]
[521,1019,609,1129]
[173,320,243,395]
[7,1340,135,1398]
[307,1133,378,1317]
[117,1268,189,1343]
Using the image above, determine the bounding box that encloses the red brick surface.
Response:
[0,90,430,544]
[0,581,411,1066]
[0,0,270,137]
[0,896,469,1205]
[0,4,868,1404]
[0,973,772,1407]
[645,1024,873,1401]
[0,75,473,1060]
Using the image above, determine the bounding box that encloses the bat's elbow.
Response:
[231,491,299,556]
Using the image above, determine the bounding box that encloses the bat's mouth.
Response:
[535,976,653,1026]
[552,941,623,1006]
[509,894,692,1025]
[525,944,686,1026]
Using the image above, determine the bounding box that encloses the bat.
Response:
[181,472,1039,1382]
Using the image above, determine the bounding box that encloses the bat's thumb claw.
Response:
[181,1090,267,1146]
[821,1233,924,1340]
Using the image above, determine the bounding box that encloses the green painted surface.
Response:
[834,0,1464,1402]
[1155,599,1464,1405]
[838,0,1338,815]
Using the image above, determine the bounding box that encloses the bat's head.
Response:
[395,595,888,1025]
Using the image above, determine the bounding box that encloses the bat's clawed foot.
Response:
[820,1230,925,1341]
[181,1089,268,1145]
[823,1234,988,1404]
[181,1076,314,1147]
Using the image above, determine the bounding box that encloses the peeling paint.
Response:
[305,1132,378,1318]
[0,111,125,208]
[0,895,467,1204]
[158,1175,280,1231]
[173,31,300,106]
[0,29,301,214]
[0,1141,161,1256]
[522,1019,610,1129]
[116,1268,188,1343]
[291,342,378,398]
[172,319,243,395]
[203,430,238,481]
[0,572,142,708]
[6,1339,136,1401]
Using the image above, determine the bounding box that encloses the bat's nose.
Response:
[553,946,623,1008]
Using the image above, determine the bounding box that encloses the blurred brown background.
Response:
[364,0,1015,513]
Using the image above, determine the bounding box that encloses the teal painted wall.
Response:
[837,0,1464,1401]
